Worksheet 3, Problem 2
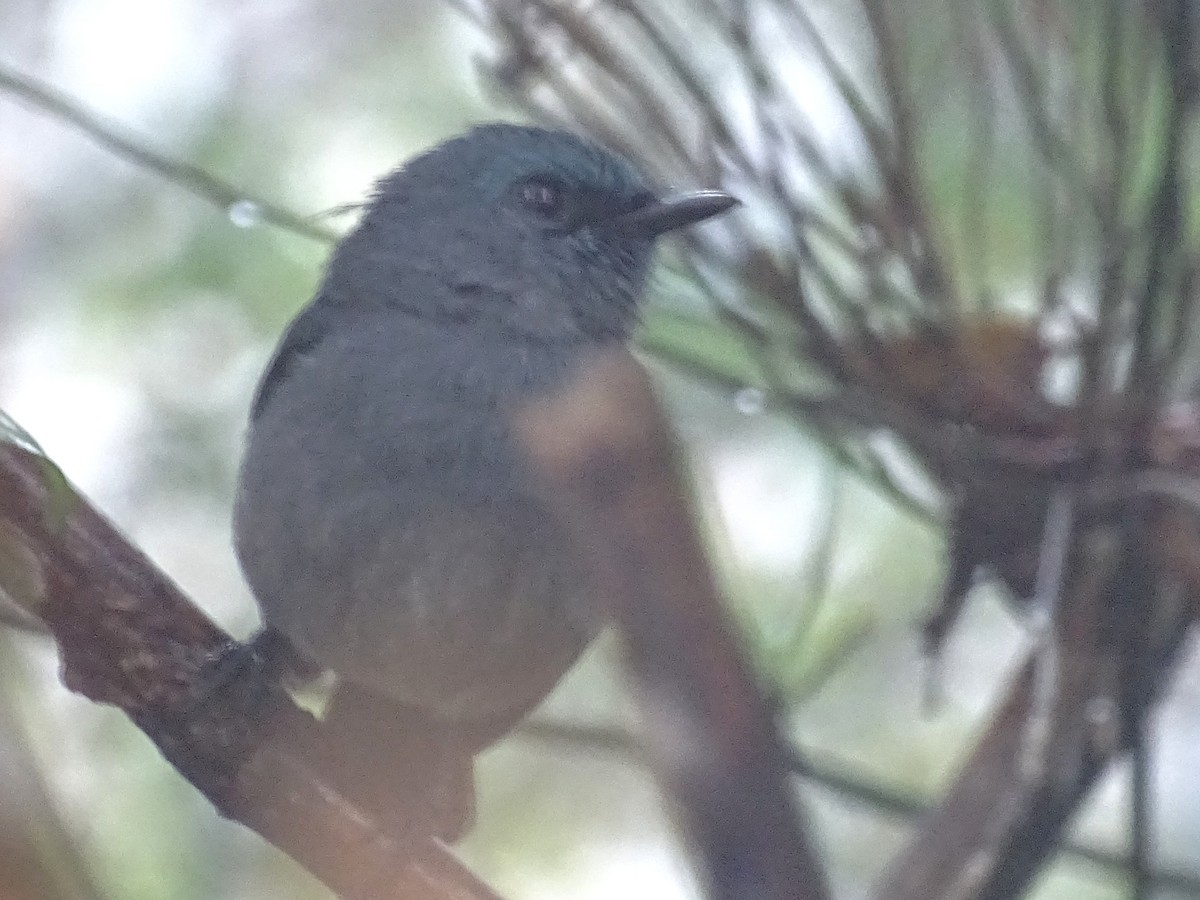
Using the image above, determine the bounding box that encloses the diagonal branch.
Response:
[0,443,502,900]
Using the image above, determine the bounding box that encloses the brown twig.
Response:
[1127,0,1191,402]
[515,350,831,900]
[467,5,1200,900]
[0,443,501,900]
[874,516,1195,900]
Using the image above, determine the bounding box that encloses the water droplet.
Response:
[733,386,765,415]
[227,199,262,229]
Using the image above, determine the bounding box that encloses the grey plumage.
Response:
[234,123,735,735]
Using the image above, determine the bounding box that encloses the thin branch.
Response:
[874,536,1194,900]
[516,717,1200,898]
[860,0,958,317]
[956,9,998,311]
[600,1,764,180]
[989,4,1104,224]
[1022,486,1077,785]
[1127,0,1191,401]
[0,63,337,244]
[774,1,892,178]
[1100,0,1131,225]
[524,2,695,172]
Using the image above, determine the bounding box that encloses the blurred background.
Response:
[1,1,1198,898]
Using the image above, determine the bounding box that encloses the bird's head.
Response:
[320,123,737,343]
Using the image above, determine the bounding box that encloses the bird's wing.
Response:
[249,301,334,420]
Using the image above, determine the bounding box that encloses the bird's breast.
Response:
[234,314,598,722]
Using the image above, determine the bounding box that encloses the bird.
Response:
[232,122,737,838]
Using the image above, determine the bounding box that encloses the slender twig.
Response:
[874,627,1188,900]
[0,64,337,243]
[1021,486,1076,785]
[777,1,891,176]
[861,0,958,317]
[517,717,1200,898]
[957,8,998,312]
[1100,0,1130,225]
[787,461,842,667]
[605,1,764,180]
[989,4,1103,223]
[465,7,1200,900]
[1085,8,1136,416]
[1127,0,1190,403]
[518,1,697,175]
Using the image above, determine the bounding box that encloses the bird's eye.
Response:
[518,177,568,222]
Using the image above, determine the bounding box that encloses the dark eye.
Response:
[518,177,568,222]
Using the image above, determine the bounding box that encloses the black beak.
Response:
[604,190,739,237]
